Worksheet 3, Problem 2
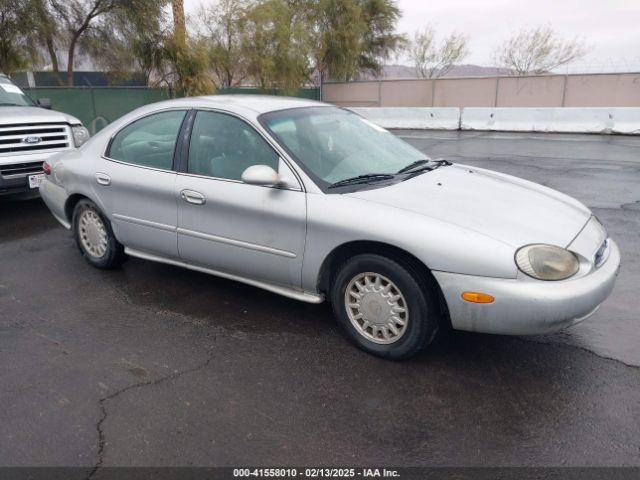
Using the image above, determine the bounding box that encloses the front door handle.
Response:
[180,189,206,205]
[95,173,111,186]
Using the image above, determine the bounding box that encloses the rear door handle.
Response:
[95,173,111,186]
[180,189,206,205]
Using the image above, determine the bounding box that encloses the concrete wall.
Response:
[433,77,496,107]
[323,73,640,108]
[496,76,565,107]
[351,107,461,130]
[350,107,640,134]
[322,82,379,107]
[563,74,640,107]
[380,80,433,107]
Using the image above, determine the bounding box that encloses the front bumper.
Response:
[0,166,40,195]
[0,151,69,195]
[433,239,621,335]
[0,180,31,195]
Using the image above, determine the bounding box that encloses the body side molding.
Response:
[125,248,324,304]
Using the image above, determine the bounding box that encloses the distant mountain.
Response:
[355,64,514,80]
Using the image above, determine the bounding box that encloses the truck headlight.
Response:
[72,125,90,147]
[515,244,579,281]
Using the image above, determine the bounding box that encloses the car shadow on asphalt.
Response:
[0,197,489,360]
[0,195,58,241]
[97,255,554,368]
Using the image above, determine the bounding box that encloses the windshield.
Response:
[0,76,34,107]
[260,107,429,188]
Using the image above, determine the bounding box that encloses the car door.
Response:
[175,109,307,288]
[100,109,187,258]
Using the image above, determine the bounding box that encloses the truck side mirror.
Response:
[37,98,52,109]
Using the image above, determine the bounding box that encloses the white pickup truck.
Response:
[0,74,89,195]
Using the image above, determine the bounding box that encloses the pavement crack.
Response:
[620,200,640,211]
[86,346,217,480]
[518,335,640,369]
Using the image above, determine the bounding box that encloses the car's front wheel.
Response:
[330,254,439,360]
[72,199,126,269]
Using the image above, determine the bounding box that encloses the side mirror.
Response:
[37,98,52,109]
[241,165,281,186]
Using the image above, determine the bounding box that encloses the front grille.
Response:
[0,123,71,156]
[0,161,44,178]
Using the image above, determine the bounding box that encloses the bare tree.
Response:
[48,0,167,86]
[48,0,114,85]
[409,26,468,78]
[33,0,60,73]
[496,25,588,75]
[82,0,169,85]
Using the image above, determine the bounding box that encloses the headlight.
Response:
[72,125,90,148]
[515,244,579,281]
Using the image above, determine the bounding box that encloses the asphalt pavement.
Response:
[1,131,639,471]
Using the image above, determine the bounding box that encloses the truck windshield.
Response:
[260,107,429,189]
[0,77,34,107]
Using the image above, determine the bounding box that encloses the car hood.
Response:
[0,106,81,125]
[347,164,591,248]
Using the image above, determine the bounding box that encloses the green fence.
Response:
[22,87,320,135]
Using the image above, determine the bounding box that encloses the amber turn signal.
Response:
[461,292,495,304]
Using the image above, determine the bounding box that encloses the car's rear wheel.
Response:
[330,254,439,360]
[72,199,126,269]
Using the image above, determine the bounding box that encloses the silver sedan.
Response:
[40,96,621,359]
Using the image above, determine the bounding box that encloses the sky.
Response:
[184,0,640,71]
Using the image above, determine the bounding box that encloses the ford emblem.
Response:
[23,136,42,144]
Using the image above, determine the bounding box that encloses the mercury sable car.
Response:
[39,96,620,359]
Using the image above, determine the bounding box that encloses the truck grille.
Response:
[0,161,43,178]
[0,123,71,156]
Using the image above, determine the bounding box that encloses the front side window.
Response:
[108,110,186,170]
[188,110,279,181]
[261,107,428,188]
[0,77,33,107]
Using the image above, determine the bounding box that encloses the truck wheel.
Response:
[330,254,439,360]
[72,199,126,269]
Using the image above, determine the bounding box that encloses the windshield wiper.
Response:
[397,158,452,174]
[0,102,23,107]
[397,159,431,174]
[328,173,395,189]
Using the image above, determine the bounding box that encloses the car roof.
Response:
[138,94,328,117]
[99,94,335,139]
[194,94,327,114]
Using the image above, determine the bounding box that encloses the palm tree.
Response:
[172,0,186,44]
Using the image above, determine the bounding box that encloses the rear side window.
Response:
[108,110,186,170]
[188,110,279,181]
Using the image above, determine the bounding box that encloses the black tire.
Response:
[330,254,439,360]
[72,199,126,269]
